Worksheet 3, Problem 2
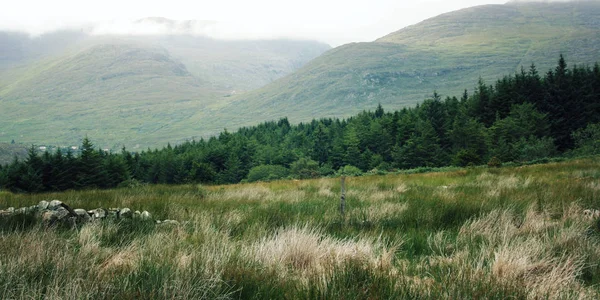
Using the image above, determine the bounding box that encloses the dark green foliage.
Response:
[336,165,363,177]
[290,157,320,179]
[246,165,290,182]
[452,149,482,167]
[76,137,108,188]
[487,157,502,168]
[1,56,599,192]
[572,123,600,156]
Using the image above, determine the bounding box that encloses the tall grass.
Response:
[0,157,599,298]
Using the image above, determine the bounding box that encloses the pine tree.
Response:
[76,137,108,188]
[343,126,361,167]
[311,123,330,165]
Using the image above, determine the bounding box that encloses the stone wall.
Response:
[0,200,179,227]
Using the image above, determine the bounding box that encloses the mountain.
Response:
[0,27,330,149]
[223,1,600,122]
[4,2,600,150]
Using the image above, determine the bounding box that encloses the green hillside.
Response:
[0,32,329,149]
[224,1,600,123]
[0,42,219,150]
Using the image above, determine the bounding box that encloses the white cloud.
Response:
[0,0,508,45]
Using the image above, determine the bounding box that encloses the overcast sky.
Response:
[1,0,509,46]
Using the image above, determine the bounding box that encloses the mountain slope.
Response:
[157,37,331,91]
[224,1,600,123]
[0,30,330,149]
[0,42,219,149]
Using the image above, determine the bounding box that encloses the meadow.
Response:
[1,157,600,299]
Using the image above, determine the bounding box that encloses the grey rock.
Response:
[7,207,14,213]
[90,208,106,219]
[41,211,57,223]
[74,209,91,222]
[54,207,70,220]
[108,209,119,218]
[48,200,62,210]
[15,207,28,214]
[119,208,133,219]
[38,200,49,210]
[141,211,151,220]
[160,219,180,226]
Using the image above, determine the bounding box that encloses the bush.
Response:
[336,165,363,176]
[318,164,335,176]
[515,136,557,161]
[290,158,319,179]
[375,161,392,172]
[246,165,290,182]
[572,123,600,156]
[487,156,502,168]
[452,149,482,167]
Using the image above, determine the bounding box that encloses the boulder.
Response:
[89,208,107,219]
[108,209,119,218]
[48,200,62,210]
[74,209,91,222]
[15,207,28,214]
[119,208,133,219]
[141,211,152,220]
[41,211,57,223]
[53,207,70,220]
[38,200,49,210]
[160,219,180,226]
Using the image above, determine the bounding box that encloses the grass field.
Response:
[1,157,600,299]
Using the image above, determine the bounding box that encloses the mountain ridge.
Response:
[223,1,600,126]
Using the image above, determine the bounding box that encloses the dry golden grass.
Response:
[249,225,398,279]
[1,157,599,298]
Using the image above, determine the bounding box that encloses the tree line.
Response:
[1,55,599,192]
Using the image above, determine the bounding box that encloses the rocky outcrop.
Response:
[0,200,175,227]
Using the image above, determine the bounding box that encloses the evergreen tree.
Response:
[449,109,488,165]
[343,126,361,167]
[395,120,443,169]
[76,137,108,188]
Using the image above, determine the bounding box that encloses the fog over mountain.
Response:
[1,0,510,46]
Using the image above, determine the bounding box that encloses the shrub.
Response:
[246,165,290,182]
[336,165,363,176]
[515,136,557,161]
[452,149,482,167]
[487,156,502,168]
[572,123,600,156]
[318,164,335,176]
[290,158,319,179]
